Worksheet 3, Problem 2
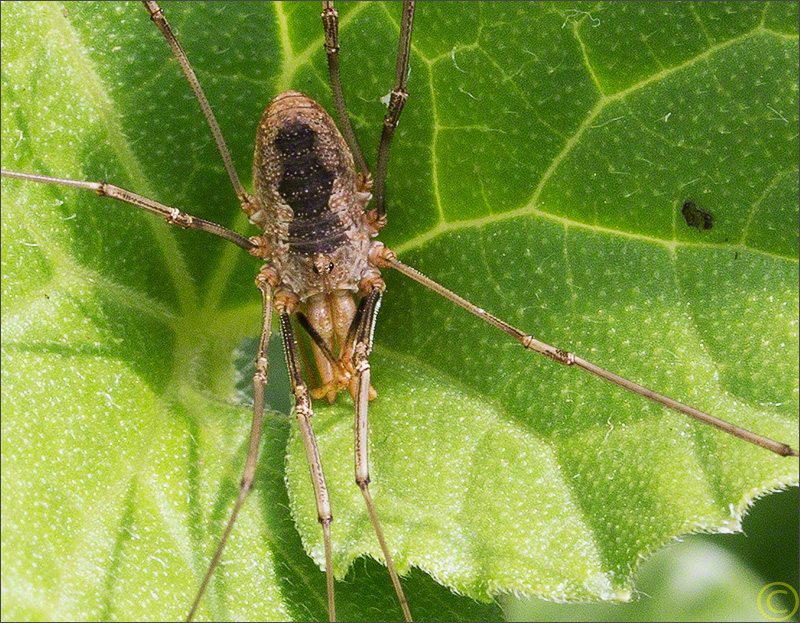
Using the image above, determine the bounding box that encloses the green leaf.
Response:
[1,2,797,622]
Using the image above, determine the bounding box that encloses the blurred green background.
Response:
[504,486,799,622]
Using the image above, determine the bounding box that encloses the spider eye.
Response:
[328,262,334,272]
[312,264,320,274]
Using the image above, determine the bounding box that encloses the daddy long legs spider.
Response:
[2,2,798,621]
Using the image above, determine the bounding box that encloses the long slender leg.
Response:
[141,1,260,217]
[321,1,370,176]
[351,284,413,622]
[369,243,799,458]
[339,294,370,370]
[0,170,257,253]
[372,1,417,226]
[187,266,275,621]
[278,307,337,622]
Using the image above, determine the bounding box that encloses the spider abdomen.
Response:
[251,91,371,300]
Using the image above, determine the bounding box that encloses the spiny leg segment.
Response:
[321,1,416,228]
[142,1,259,215]
[373,1,416,223]
[186,267,275,622]
[368,243,799,459]
[352,282,413,622]
[278,305,337,623]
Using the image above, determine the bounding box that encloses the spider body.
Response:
[251,91,374,299]
[251,90,380,401]
[1,3,797,623]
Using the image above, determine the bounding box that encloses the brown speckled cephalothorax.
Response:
[1,2,796,623]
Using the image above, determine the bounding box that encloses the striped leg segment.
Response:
[187,267,275,621]
[352,284,413,622]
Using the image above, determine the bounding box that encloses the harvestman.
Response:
[2,2,798,622]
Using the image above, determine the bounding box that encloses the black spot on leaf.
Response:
[681,200,713,232]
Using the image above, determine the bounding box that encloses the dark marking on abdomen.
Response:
[275,122,347,254]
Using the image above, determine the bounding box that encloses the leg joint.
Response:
[239,476,254,495]
[522,335,575,365]
[368,241,396,269]
[321,5,339,52]
[354,355,370,375]
[248,235,273,260]
[275,289,299,315]
[554,348,575,365]
[255,264,280,288]
[384,90,409,128]
[293,385,314,419]
[358,269,386,296]
[365,209,387,236]
[143,1,163,21]
[166,208,193,229]
[254,356,269,384]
